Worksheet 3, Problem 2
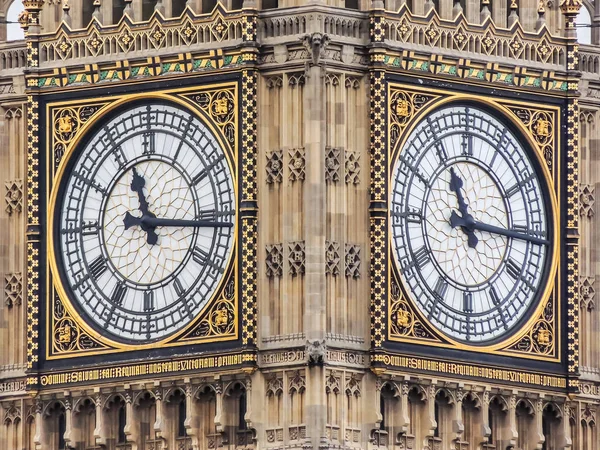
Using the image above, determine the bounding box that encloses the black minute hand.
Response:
[124,213,233,229]
[450,211,549,245]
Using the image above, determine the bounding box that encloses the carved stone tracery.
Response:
[4,179,23,215]
[265,244,284,278]
[4,272,22,307]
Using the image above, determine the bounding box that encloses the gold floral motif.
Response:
[185,278,236,339]
[389,89,438,149]
[505,297,555,356]
[52,104,105,172]
[389,278,439,342]
[52,293,107,355]
[188,88,236,144]
[508,107,555,173]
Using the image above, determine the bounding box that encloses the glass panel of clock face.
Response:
[391,105,549,344]
[58,103,235,343]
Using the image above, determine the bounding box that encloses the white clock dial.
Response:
[57,103,235,343]
[391,105,551,343]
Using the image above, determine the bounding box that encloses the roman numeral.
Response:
[143,290,155,312]
[463,292,473,313]
[434,278,448,300]
[489,286,501,307]
[110,283,127,307]
[413,246,430,270]
[173,278,186,298]
[192,154,225,185]
[193,246,225,274]
[392,208,423,224]
[506,258,521,279]
[89,256,107,279]
[142,132,156,156]
[434,142,448,162]
[461,133,473,156]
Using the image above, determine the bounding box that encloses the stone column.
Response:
[93,390,108,447]
[302,15,328,448]
[184,380,201,450]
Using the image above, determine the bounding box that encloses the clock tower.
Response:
[1,1,599,450]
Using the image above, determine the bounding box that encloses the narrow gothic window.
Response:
[118,406,126,443]
[172,0,187,16]
[262,0,278,9]
[239,392,247,430]
[82,0,94,26]
[232,0,243,9]
[142,0,158,20]
[380,392,386,430]
[433,399,440,437]
[58,413,66,450]
[113,0,126,22]
[178,398,187,437]
[202,0,217,13]
[345,0,358,9]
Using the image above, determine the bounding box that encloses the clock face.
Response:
[56,102,235,343]
[391,105,551,344]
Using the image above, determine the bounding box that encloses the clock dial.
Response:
[57,102,235,343]
[391,105,551,343]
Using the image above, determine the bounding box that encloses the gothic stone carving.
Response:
[288,148,306,181]
[288,241,306,276]
[325,147,341,183]
[345,244,361,279]
[301,32,331,71]
[581,277,596,311]
[266,150,283,184]
[265,244,283,278]
[345,151,360,185]
[325,240,340,276]
[4,273,22,307]
[306,339,326,367]
[5,179,23,215]
[580,183,595,218]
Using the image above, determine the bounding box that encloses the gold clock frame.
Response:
[386,82,561,362]
[44,83,242,359]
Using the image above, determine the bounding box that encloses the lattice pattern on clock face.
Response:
[426,162,508,287]
[103,161,195,284]
[391,105,549,344]
[58,103,236,343]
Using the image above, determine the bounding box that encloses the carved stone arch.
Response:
[43,399,67,418]
[543,401,563,419]
[407,384,428,402]
[516,399,535,416]
[266,373,284,397]
[3,403,21,425]
[463,391,482,409]
[435,388,455,405]
[581,406,596,426]
[164,386,186,403]
[73,396,96,414]
[103,393,126,411]
[380,380,401,398]
[224,380,247,397]
[133,390,157,407]
[488,394,509,412]
[194,383,218,400]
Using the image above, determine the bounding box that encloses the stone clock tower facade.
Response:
[1,0,599,449]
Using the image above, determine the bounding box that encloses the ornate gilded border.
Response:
[384,82,562,363]
[43,83,244,360]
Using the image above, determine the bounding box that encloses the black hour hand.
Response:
[123,212,159,245]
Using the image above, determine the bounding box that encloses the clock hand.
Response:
[124,213,233,229]
[130,168,152,216]
[448,168,478,248]
[127,168,159,245]
[449,168,470,217]
[449,211,549,246]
